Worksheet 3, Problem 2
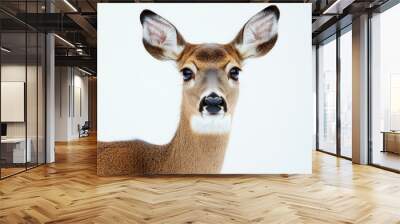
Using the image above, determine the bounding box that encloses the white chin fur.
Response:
[190,113,232,134]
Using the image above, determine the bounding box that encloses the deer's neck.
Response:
[158,111,231,173]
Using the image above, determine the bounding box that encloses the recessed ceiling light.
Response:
[1,47,11,53]
[78,67,93,76]
[322,0,354,15]
[54,34,75,48]
[63,0,78,12]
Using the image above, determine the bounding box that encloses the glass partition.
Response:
[0,1,46,179]
[27,31,38,169]
[0,31,28,177]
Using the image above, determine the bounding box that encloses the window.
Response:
[316,26,353,159]
[370,4,400,171]
[340,29,352,158]
[317,37,337,154]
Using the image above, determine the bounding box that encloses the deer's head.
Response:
[140,6,279,135]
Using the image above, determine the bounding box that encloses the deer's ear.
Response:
[232,6,279,59]
[140,10,186,61]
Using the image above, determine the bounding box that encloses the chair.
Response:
[79,121,90,138]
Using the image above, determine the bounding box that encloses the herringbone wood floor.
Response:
[1,135,400,224]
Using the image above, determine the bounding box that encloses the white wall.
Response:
[55,67,89,141]
[1,65,39,138]
[55,67,69,141]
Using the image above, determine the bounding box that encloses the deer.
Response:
[97,5,280,175]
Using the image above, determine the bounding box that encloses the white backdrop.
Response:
[98,3,312,174]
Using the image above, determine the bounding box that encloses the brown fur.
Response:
[97,44,239,176]
[98,108,229,175]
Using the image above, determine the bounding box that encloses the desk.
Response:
[1,138,31,163]
[382,131,400,154]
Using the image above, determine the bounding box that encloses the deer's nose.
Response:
[205,92,223,106]
[204,92,223,114]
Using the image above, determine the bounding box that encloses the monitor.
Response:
[1,123,7,137]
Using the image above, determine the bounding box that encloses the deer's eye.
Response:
[181,68,194,81]
[229,67,241,81]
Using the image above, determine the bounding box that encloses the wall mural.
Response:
[97,3,312,175]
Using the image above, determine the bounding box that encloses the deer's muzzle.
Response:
[199,92,227,115]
